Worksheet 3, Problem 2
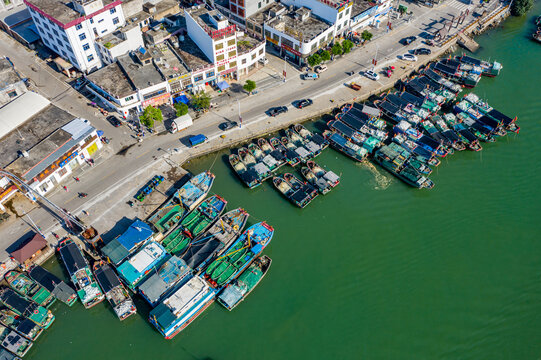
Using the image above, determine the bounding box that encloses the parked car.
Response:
[303,72,319,80]
[315,65,328,73]
[297,99,313,109]
[259,57,269,65]
[364,70,380,81]
[107,115,122,127]
[413,47,431,55]
[401,36,417,45]
[402,53,418,62]
[268,106,288,117]
[220,121,238,131]
[189,134,207,147]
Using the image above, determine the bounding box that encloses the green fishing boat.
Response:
[162,195,227,256]
[0,308,43,341]
[4,271,55,308]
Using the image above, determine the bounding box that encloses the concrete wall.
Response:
[185,10,215,62]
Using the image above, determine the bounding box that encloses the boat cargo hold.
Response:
[93,261,137,320]
[28,266,77,307]
[58,239,104,309]
[217,255,272,311]
[149,275,216,339]
[4,271,56,309]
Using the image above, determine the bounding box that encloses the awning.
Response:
[97,130,104,137]
[54,57,73,71]
[173,95,189,104]
[217,81,229,91]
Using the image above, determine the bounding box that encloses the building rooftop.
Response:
[174,36,212,72]
[267,7,332,43]
[24,0,118,27]
[248,2,287,26]
[316,0,351,9]
[147,43,190,79]
[187,6,235,40]
[86,61,136,99]
[351,0,375,17]
[118,53,165,89]
[0,58,23,91]
[236,34,262,54]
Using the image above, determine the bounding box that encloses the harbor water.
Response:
[33,9,541,360]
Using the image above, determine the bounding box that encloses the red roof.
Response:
[9,233,48,263]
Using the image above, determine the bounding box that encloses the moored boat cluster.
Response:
[228,55,519,192]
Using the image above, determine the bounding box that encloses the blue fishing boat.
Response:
[203,222,274,289]
[322,131,369,162]
[116,241,168,291]
[138,256,192,307]
[101,219,154,266]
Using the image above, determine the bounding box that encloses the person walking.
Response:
[82,210,89,216]
[74,177,80,182]
[63,186,68,192]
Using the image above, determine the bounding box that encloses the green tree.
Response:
[139,105,163,128]
[331,43,343,56]
[192,92,211,110]
[307,53,321,67]
[174,102,189,117]
[361,30,373,42]
[243,80,257,94]
[320,50,331,62]
[342,39,354,54]
[511,0,533,16]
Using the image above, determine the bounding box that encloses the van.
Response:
[304,72,319,80]
[189,134,207,147]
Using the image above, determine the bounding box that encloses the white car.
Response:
[259,57,269,65]
[315,64,328,73]
[402,53,418,62]
[364,70,380,81]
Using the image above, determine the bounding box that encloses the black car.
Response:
[107,115,122,127]
[268,106,288,117]
[296,99,313,109]
[413,48,431,55]
[220,121,238,131]
[401,36,417,45]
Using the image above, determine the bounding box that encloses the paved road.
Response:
[0,0,492,256]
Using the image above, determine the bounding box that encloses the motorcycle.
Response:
[78,192,88,198]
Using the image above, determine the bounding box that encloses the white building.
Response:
[279,0,352,35]
[24,0,126,73]
[0,57,27,106]
[185,6,239,80]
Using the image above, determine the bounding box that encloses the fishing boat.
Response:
[0,287,54,329]
[322,130,369,162]
[258,138,286,170]
[0,309,43,341]
[406,157,432,175]
[421,120,453,153]
[238,147,256,168]
[203,222,274,289]
[327,119,368,146]
[463,93,520,133]
[138,256,192,307]
[431,61,480,88]
[4,271,55,309]
[58,238,104,309]
[460,115,496,142]
[116,241,168,291]
[273,175,311,208]
[456,54,502,77]
[217,255,272,311]
[228,153,260,189]
[28,266,77,307]
[293,124,329,151]
[0,325,32,358]
[307,161,340,188]
[182,208,249,273]
[394,121,448,157]
[287,129,316,160]
[149,275,216,339]
[424,68,463,94]
[240,147,272,181]
[93,261,136,320]
[0,348,18,360]
[281,136,311,163]
[162,195,227,256]
[270,137,300,167]
[452,123,482,151]
[393,134,440,167]
[373,144,434,189]
[284,173,318,201]
[301,166,331,195]
[432,115,466,151]
[247,143,265,163]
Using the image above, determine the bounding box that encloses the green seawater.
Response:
[33,8,541,360]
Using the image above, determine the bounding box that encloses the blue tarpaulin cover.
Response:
[217,81,229,91]
[173,95,189,104]
[102,219,154,265]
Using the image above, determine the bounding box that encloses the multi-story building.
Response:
[185,6,239,80]
[24,0,126,73]
[279,0,352,35]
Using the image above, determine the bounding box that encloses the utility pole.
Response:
[237,98,242,129]
[283,56,287,82]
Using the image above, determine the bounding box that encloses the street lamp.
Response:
[283,56,288,82]
[237,99,242,129]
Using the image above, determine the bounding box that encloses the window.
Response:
[258,2,261,8]
[90,18,94,24]
[194,75,203,82]
[98,19,104,23]
[311,43,317,50]
[346,7,350,15]
[230,4,237,13]
[228,50,236,57]
[238,0,244,6]
[215,42,224,50]
[7,91,17,98]
[125,95,134,102]
[247,22,253,30]
[216,54,224,61]
[337,24,342,31]
[101,29,107,34]
[229,61,237,68]
[264,30,271,38]
[238,8,245,17]
[83,43,90,51]
[218,65,225,72]
[206,70,215,78]
[63,35,68,43]
[75,24,82,30]
[113,17,119,25]
[272,34,279,42]
[327,33,333,40]
[227,39,235,46]
[110,8,116,14]
[241,58,246,64]
[251,53,256,60]
[87,54,94,61]
[79,33,86,40]
[339,12,343,20]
